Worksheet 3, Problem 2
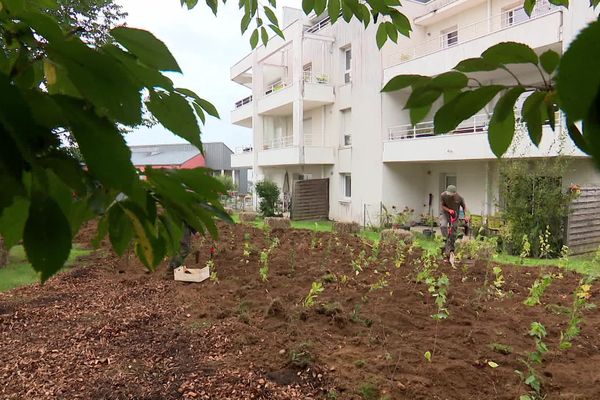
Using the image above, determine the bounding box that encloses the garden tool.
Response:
[447,210,458,267]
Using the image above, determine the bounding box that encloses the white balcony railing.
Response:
[394,1,558,65]
[234,95,253,109]
[388,112,563,141]
[388,114,489,140]
[235,146,253,154]
[305,16,332,33]
[264,79,290,96]
[423,0,459,14]
[263,135,293,150]
[303,72,330,85]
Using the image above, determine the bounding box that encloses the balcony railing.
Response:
[303,72,330,85]
[392,1,558,65]
[263,135,293,150]
[423,0,459,14]
[388,114,489,140]
[305,16,332,33]
[234,95,253,109]
[388,112,563,141]
[235,146,253,154]
[264,79,290,96]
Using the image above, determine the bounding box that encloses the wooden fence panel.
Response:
[291,178,329,221]
[567,186,600,255]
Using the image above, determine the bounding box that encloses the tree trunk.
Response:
[0,236,7,268]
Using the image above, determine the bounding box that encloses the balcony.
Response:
[231,147,253,168]
[257,133,335,166]
[383,6,562,79]
[230,95,253,127]
[258,73,334,115]
[383,114,587,163]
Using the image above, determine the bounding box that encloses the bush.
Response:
[499,159,573,257]
[215,175,237,193]
[255,180,280,217]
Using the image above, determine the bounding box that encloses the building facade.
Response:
[230,1,600,223]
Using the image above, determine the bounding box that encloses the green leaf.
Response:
[57,98,137,194]
[264,7,278,25]
[302,0,314,14]
[382,74,428,92]
[328,0,341,23]
[566,121,590,155]
[175,87,219,118]
[250,28,259,49]
[260,26,269,46]
[108,204,133,256]
[390,9,411,37]
[314,0,326,15]
[121,201,161,269]
[103,44,174,90]
[488,87,525,157]
[482,42,538,65]
[23,194,72,283]
[241,13,251,33]
[205,0,218,15]
[582,92,600,169]
[111,27,181,72]
[521,91,546,146]
[20,11,63,42]
[146,90,203,150]
[376,24,387,49]
[405,87,442,109]
[453,57,498,72]
[524,0,536,15]
[0,197,30,248]
[434,85,505,134]
[430,71,468,90]
[269,24,284,39]
[539,49,560,75]
[47,40,142,126]
[410,104,431,125]
[385,22,398,43]
[556,19,600,121]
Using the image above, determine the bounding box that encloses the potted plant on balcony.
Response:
[392,206,414,230]
[315,74,328,84]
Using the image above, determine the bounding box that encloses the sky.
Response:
[119,0,300,152]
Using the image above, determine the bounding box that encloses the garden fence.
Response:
[566,186,600,255]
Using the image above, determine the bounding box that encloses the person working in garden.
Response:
[439,185,470,258]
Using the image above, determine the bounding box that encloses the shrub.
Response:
[255,180,280,217]
[499,158,573,257]
[215,174,237,193]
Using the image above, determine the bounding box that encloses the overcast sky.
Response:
[119,0,300,152]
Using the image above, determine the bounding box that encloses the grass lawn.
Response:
[0,245,91,292]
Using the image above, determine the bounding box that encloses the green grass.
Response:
[0,245,91,292]
[413,234,600,276]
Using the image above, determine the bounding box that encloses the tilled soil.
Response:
[1,222,599,399]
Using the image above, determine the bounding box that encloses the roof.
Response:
[130,143,200,166]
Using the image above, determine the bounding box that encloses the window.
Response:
[341,108,352,146]
[343,47,352,83]
[502,5,529,27]
[342,174,351,198]
[445,175,457,189]
[303,63,312,82]
[440,27,458,48]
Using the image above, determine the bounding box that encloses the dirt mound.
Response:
[1,222,599,399]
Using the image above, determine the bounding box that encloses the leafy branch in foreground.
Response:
[0,0,230,281]
[383,3,600,169]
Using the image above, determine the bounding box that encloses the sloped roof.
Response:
[130,143,200,166]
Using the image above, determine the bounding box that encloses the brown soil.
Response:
[1,223,599,399]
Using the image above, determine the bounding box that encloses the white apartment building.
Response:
[230,0,600,224]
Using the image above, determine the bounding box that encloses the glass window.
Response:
[440,27,458,48]
[502,6,529,27]
[341,108,352,147]
[344,47,352,83]
[342,174,352,198]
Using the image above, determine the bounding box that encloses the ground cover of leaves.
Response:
[1,222,599,399]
